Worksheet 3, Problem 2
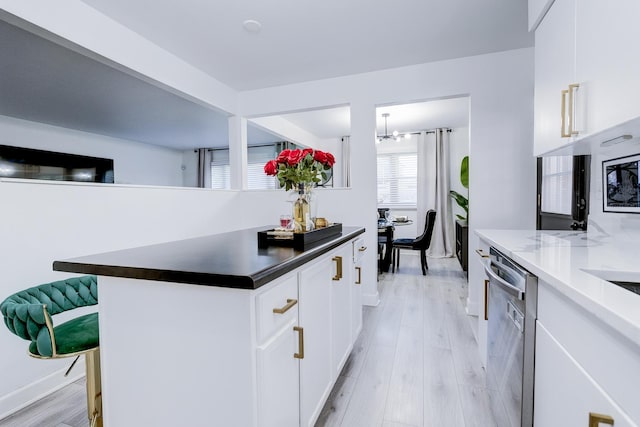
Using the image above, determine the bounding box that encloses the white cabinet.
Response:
[351,237,366,340]
[330,245,353,379]
[257,317,300,427]
[474,238,490,367]
[534,0,640,155]
[575,0,640,135]
[535,324,635,427]
[298,253,334,427]
[256,240,361,427]
[533,0,578,155]
[534,280,640,426]
[256,274,300,427]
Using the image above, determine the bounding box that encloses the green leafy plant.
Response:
[450,156,469,221]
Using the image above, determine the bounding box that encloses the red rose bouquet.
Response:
[264,148,335,191]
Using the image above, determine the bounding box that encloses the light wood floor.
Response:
[0,254,497,427]
[315,254,498,427]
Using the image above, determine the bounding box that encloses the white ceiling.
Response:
[79,0,533,91]
[1,2,529,149]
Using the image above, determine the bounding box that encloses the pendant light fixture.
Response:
[377,113,410,143]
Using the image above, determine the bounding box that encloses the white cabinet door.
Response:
[534,323,636,427]
[257,318,300,427]
[331,245,353,377]
[475,238,491,368]
[534,0,577,155]
[575,0,640,135]
[298,256,333,427]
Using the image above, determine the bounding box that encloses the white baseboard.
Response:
[362,290,380,307]
[466,297,479,316]
[0,361,85,420]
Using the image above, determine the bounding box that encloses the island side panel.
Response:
[97,276,257,427]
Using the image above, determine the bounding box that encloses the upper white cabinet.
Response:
[575,0,640,137]
[533,0,578,156]
[533,0,640,156]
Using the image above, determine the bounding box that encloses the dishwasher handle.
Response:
[484,260,524,300]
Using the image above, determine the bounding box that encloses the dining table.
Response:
[377,218,413,272]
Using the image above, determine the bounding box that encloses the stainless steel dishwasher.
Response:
[484,247,538,427]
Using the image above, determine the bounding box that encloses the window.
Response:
[540,156,572,215]
[209,144,286,190]
[210,149,230,189]
[376,148,417,206]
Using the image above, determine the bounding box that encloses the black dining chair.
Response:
[391,210,436,275]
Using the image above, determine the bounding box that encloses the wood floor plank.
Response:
[383,326,424,426]
[423,345,465,427]
[314,375,357,427]
[457,384,500,427]
[338,344,396,427]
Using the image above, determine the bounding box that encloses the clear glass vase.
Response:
[292,183,314,233]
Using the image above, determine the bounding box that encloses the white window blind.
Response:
[541,156,572,215]
[210,149,230,189]
[210,145,280,190]
[247,145,278,190]
[377,151,417,206]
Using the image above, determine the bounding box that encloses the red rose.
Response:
[325,152,335,167]
[276,149,291,164]
[302,148,313,159]
[313,150,328,164]
[287,149,304,166]
[264,160,278,176]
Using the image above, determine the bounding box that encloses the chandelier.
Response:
[377,113,410,143]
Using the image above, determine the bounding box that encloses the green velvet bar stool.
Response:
[0,276,102,427]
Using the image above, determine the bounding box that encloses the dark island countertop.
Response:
[53,226,366,290]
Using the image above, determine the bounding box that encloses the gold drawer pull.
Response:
[589,413,614,427]
[358,246,367,252]
[273,298,297,314]
[332,256,343,281]
[561,88,570,137]
[355,266,362,284]
[568,83,580,136]
[475,249,489,258]
[293,326,304,359]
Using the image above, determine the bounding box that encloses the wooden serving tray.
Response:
[258,223,343,251]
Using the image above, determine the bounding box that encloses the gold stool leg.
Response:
[85,349,103,427]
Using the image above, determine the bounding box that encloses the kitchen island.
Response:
[476,229,640,426]
[54,226,366,427]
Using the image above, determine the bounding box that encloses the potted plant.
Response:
[450,156,469,224]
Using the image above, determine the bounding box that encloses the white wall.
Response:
[0,115,185,187]
[450,126,470,222]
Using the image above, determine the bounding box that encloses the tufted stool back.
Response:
[1,275,98,357]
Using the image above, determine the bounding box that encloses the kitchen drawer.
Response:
[256,274,299,343]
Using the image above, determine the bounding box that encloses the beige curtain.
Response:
[417,129,454,257]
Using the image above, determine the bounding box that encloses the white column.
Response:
[228,116,248,190]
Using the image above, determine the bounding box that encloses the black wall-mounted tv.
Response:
[0,145,114,183]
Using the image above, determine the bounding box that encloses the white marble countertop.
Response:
[476,229,640,346]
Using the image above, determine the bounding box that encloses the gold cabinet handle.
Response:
[355,266,362,285]
[272,298,297,314]
[332,256,343,281]
[484,279,489,321]
[568,83,580,136]
[358,246,367,252]
[293,326,304,359]
[561,88,570,137]
[475,249,489,258]
[589,412,614,427]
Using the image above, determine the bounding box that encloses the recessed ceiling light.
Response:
[243,19,262,34]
